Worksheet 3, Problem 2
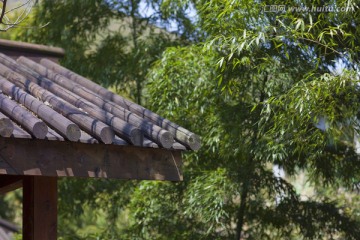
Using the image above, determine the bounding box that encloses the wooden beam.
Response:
[23,176,57,240]
[0,175,22,194]
[0,137,183,181]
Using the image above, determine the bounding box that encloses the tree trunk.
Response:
[235,180,249,239]
[235,73,268,238]
[130,0,142,105]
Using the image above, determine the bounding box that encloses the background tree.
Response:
[138,0,360,239]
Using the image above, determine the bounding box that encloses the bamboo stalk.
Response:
[40,58,201,150]
[15,57,143,146]
[0,54,140,145]
[0,61,114,144]
[79,130,99,144]
[11,121,32,138]
[46,126,64,141]
[0,93,47,139]
[0,111,13,137]
[0,77,80,141]
[18,57,173,148]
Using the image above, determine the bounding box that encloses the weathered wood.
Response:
[11,122,32,139]
[0,56,135,145]
[0,111,13,137]
[16,57,144,146]
[79,130,99,144]
[113,136,128,145]
[19,56,174,147]
[0,137,183,181]
[172,142,187,150]
[0,93,47,139]
[40,58,201,150]
[0,62,114,144]
[36,61,170,147]
[0,50,60,64]
[18,57,175,147]
[0,77,80,141]
[0,39,64,58]
[23,176,57,240]
[0,175,22,195]
[46,127,64,141]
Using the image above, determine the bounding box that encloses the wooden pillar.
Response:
[23,176,57,240]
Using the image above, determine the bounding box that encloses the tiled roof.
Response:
[0,53,201,151]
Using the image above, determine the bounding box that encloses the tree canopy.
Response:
[1,0,360,239]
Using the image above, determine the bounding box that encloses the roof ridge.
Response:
[0,39,65,57]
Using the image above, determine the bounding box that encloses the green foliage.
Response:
[142,0,360,239]
[56,178,136,239]
[0,189,22,225]
[125,181,200,239]
[262,72,360,185]
[145,40,360,238]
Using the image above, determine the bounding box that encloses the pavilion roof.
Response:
[0,51,200,151]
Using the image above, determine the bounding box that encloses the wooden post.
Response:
[23,176,57,240]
